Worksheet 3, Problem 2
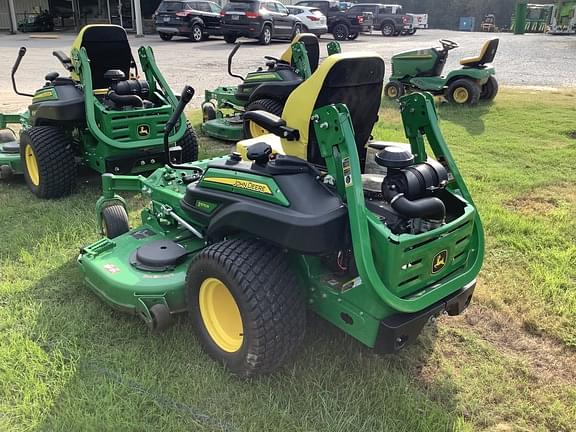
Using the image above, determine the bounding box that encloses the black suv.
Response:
[154,0,222,42]
[295,0,373,40]
[221,0,304,45]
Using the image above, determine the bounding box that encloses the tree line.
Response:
[391,0,557,30]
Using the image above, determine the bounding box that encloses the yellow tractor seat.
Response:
[71,24,133,89]
[237,52,385,171]
[460,38,499,68]
[280,33,320,73]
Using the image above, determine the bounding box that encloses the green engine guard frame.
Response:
[71,45,188,173]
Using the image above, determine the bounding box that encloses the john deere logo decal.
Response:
[137,124,150,137]
[432,250,448,273]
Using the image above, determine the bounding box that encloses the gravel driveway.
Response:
[0,29,574,110]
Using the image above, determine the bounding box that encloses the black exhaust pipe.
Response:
[391,194,446,221]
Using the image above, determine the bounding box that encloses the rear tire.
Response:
[259,25,272,45]
[101,204,129,239]
[446,78,481,106]
[20,126,76,199]
[384,81,405,99]
[179,122,199,163]
[381,22,395,36]
[190,24,204,42]
[224,33,237,44]
[347,32,359,40]
[159,32,173,41]
[332,23,349,40]
[407,28,417,35]
[480,76,499,101]
[243,98,284,138]
[186,239,306,376]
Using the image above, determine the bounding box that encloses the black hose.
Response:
[108,90,143,108]
[391,195,446,220]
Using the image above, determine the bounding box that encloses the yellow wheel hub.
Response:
[199,277,243,352]
[249,120,268,139]
[24,144,40,186]
[453,87,469,104]
[387,86,398,98]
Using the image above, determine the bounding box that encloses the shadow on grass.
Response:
[24,258,466,431]
[438,102,491,136]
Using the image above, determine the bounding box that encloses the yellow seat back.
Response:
[279,33,320,73]
[237,52,385,169]
[460,38,499,66]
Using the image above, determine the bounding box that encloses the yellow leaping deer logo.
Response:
[432,250,448,273]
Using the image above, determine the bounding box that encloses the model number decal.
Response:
[342,157,352,187]
[204,177,272,195]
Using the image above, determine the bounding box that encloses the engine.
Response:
[366,144,450,235]
[103,69,154,110]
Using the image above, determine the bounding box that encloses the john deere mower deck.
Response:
[0,25,198,198]
[385,38,499,106]
[201,33,341,141]
[79,51,483,376]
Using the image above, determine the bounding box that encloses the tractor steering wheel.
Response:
[264,56,281,63]
[439,39,459,51]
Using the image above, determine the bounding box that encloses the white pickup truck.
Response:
[407,13,428,31]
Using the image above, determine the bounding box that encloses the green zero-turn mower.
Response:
[78,51,484,376]
[0,24,198,199]
[201,33,341,142]
[385,38,499,106]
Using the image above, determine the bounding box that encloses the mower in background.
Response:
[0,24,197,199]
[385,38,499,106]
[201,33,341,141]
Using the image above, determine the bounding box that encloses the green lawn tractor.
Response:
[201,33,341,141]
[385,38,499,106]
[78,51,484,376]
[0,24,197,199]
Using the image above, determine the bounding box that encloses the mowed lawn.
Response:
[1,89,575,432]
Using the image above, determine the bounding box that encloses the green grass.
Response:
[1,89,575,431]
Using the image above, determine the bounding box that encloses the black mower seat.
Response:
[248,80,303,105]
[72,25,132,89]
[460,38,499,68]
[1,141,19,153]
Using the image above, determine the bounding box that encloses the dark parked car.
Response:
[295,0,372,40]
[154,0,222,42]
[346,3,413,36]
[221,0,304,45]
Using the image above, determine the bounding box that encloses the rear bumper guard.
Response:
[105,146,182,174]
[374,279,476,353]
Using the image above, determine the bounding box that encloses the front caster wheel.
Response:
[101,204,129,239]
[148,303,172,332]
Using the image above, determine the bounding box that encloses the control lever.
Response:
[164,86,202,172]
[12,47,33,97]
